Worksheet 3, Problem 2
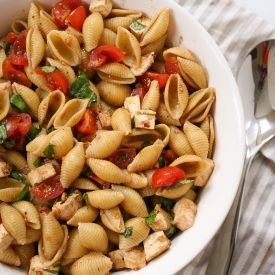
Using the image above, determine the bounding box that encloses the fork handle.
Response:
[205,152,252,275]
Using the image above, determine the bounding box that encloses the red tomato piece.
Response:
[163,150,178,165]
[6,32,17,44]
[65,6,87,31]
[137,71,170,90]
[75,109,97,134]
[87,45,126,68]
[35,68,68,94]
[87,172,110,189]
[2,58,32,87]
[152,166,186,188]
[130,86,148,103]
[106,148,136,169]
[165,57,182,75]
[53,0,82,28]
[13,137,26,151]
[9,30,28,66]
[6,113,32,139]
[30,175,65,200]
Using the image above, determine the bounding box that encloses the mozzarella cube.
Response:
[27,163,56,187]
[28,255,59,275]
[134,110,156,129]
[130,52,155,76]
[0,223,14,250]
[124,95,141,118]
[150,204,171,232]
[123,245,146,270]
[0,161,11,178]
[89,0,112,18]
[130,16,151,40]
[108,250,125,270]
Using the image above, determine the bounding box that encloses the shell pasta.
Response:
[0,0,216,274]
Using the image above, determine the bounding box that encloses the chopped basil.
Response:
[43,263,61,274]
[83,193,89,206]
[82,165,92,177]
[158,196,175,213]
[27,125,41,140]
[164,225,177,239]
[145,210,157,225]
[131,19,146,30]
[170,212,175,220]
[121,226,133,238]
[171,179,194,189]
[3,41,11,57]
[46,126,56,134]
[131,116,135,128]
[141,140,151,149]
[69,71,97,107]
[15,183,33,202]
[43,143,55,159]
[119,151,131,159]
[33,158,41,168]
[158,154,166,168]
[3,138,15,149]
[10,94,29,113]
[0,122,7,144]
[66,187,75,197]
[10,170,26,181]
[41,66,56,73]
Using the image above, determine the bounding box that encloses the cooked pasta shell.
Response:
[111,185,148,217]
[141,33,167,57]
[83,12,104,52]
[150,61,166,74]
[28,1,44,29]
[11,20,29,34]
[122,170,148,189]
[86,189,125,209]
[104,17,132,33]
[170,154,212,178]
[155,124,170,147]
[60,142,85,188]
[35,87,50,101]
[163,47,196,62]
[156,99,182,126]
[184,120,209,158]
[127,139,164,172]
[66,26,83,44]
[38,90,65,128]
[183,189,197,202]
[0,48,6,78]
[98,28,117,46]
[156,181,193,199]
[100,206,125,233]
[86,158,131,183]
[47,30,81,66]
[178,57,208,89]
[78,48,95,79]
[137,169,157,197]
[39,10,59,37]
[142,80,160,112]
[121,128,162,150]
[193,158,214,187]
[85,130,124,159]
[53,98,89,128]
[71,177,100,190]
[11,227,42,246]
[12,82,40,120]
[169,125,194,156]
[200,115,210,139]
[96,63,136,84]
[47,57,76,85]
[12,243,35,270]
[0,246,20,267]
[97,81,131,106]
[109,9,142,19]
[42,212,64,260]
[111,108,132,135]
[67,205,99,226]
[63,227,90,259]
[140,7,170,47]
[0,185,23,202]
[70,251,112,275]
[116,27,141,68]
[164,74,188,119]
[0,150,28,173]
[78,223,108,252]
[119,217,150,250]
[11,200,41,230]
[0,88,10,121]
[208,114,215,158]
[1,202,26,245]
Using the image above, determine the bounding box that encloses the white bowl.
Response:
[0,0,245,274]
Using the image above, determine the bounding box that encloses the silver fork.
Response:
[205,55,275,275]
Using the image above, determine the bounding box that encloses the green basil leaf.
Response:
[3,41,11,57]
[69,71,97,107]
[171,179,194,189]
[121,226,133,238]
[66,187,75,197]
[27,125,41,140]
[158,196,175,213]
[10,170,26,181]
[3,138,15,149]
[15,183,30,201]
[43,143,55,159]
[158,154,166,168]
[145,209,157,225]
[164,225,177,239]
[141,140,151,149]
[131,19,146,30]
[83,193,89,206]
[170,212,175,220]
[46,126,56,134]
[33,158,41,168]
[131,116,135,128]
[119,151,131,159]
[41,66,56,73]
[10,94,29,113]
[0,122,7,144]
[82,165,92,177]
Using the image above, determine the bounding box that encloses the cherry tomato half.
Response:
[53,0,82,28]
[6,32,17,44]
[2,58,32,87]
[30,175,65,200]
[152,166,186,188]
[6,113,32,139]
[137,71,170,90]
[75,109,97,134]
[130,86,148,103]
[9,30,28,66]
[65,6,87,31]
[87,45,126,68]
[106,148,136,169]
[35,68,68,95]
[165,57,182,75]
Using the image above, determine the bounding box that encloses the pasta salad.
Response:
[0,0,215,274]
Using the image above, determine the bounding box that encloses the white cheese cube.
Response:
[0,161,11,178]
[27,163,56,187]
[134,110,156,129]
[130,16,151,40]
[124,95,141,118]
[0,223,14,250]
[28,255,59,275]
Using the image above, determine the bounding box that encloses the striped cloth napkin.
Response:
[170,0,275,274]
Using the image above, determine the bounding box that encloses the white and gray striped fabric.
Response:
[170,0,275,274]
